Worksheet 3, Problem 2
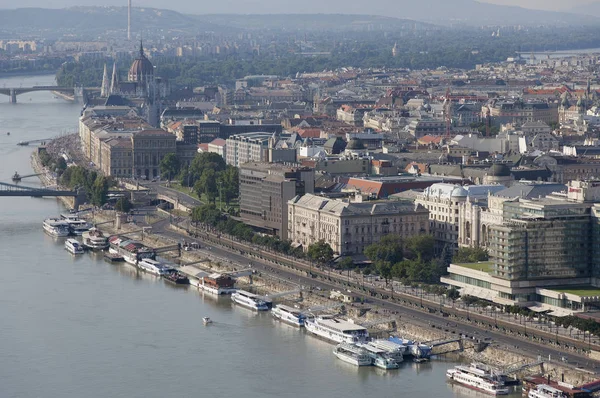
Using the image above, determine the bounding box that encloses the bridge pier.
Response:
[9,89,16,104]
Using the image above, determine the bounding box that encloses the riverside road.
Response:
[144,214,600,373]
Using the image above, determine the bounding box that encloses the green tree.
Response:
[90,176,109,206]
[404,235,435,262]
[307,240,334,265]
[191,204,224,226]
[159,153,180,181]
[338,257,354,270]
[448,287,461,302]
[218,165,239,205]
[364,234,403,264]
[115,197,133,213]
[187,152,226,187]
[453,247,489,263]
[376,260,393,284]
[195,168,218,203]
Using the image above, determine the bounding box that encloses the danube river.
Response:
[0,74,516,398]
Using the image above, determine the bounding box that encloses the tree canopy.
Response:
[159,153,180,181]
[453,247,489,263]
[307,240,334,264]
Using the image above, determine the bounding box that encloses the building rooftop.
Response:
[549,286,600,298]
[454,261,494,273]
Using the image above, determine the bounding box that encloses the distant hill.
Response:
[195,14,432,31]
[192,0,599,27]
[568,2,600,18]
[0,4,595,36]
[0,7,232,35]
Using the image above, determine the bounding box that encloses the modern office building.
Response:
[239,162,314,239]
[442,180,600,315]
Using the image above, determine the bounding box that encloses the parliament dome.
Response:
[128,41,154,83]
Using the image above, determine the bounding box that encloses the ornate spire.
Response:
[139,39,144,58]
[110,62,119,95]
[101,63,109,97]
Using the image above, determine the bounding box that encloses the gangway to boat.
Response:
[305,303,343,314]
[500,359,544,375]
[154,243,182,257]
[359,317,397,328]
[263,289,302,300]
[223,270,254,278]
[425,338,464,355]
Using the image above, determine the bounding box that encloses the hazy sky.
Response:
[0,0,592,12]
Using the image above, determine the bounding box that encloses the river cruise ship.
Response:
[231,290,269,311]
[271,304,306,327]
[304,315,368,344]
[108,236,155,265]
[333,343,372,366]
[81,228,108,250]
[528,385,568,398]
[446,363,510,395]
[360,342,402,369]
[43,218,70,237]
[138,258,169,276]
[65,238,84,255]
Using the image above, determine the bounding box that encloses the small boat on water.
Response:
[333,343,372,367]
[360,342,402,369]
[271,304,306,327]
[6,132,10,135]
[60,213,91,235]
[43,218,70,237]
[528,384,568,398]
[138,258,169,276]
[446,363,510,395]
[304,315,369,344]
[231,290,270,311]
[65,238,84,255]
[203,317,212,325]
[163,270,189,285]
[81,227,108,250]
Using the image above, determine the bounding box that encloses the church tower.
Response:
[110,62,119,95]
[101,63,109,97]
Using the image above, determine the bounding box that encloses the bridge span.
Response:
[0,86,99,103]
[0,182,85,209]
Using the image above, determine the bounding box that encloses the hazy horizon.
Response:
[0,0,593,13]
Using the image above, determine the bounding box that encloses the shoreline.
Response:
[30,148,597,386]
[0,71,56,78]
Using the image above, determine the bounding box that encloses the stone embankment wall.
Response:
[88,210,598,386]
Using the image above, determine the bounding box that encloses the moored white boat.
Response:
[60,214,92,235]
[108,236,155,265]
[81,227,108,250]
[138,258,169,276]
[272,304,306,327]
[231,290,269,311]
[333,343,372,366]
[203,317,213,325]
[528,384,567,398]
[360,342,402,369]
[65,238,84,255]
[304,315,368,344]
[446,363,510,395]
[43,218,70,237]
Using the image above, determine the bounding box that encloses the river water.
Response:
[0,74,517,398]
